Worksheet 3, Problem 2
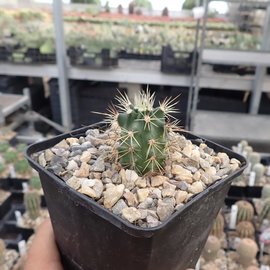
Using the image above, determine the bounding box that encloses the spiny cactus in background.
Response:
[202,235,221,262]
[259,198,270,223]
[128,1,135,14]
[29,176,41,190]
[16,143,27,154]
[24,191,41,220]
[261,185,270,199]
[210,212,224,238]
[236,238,258,268]
[0,163,5,174]
[0,142,9,153]
[3,150,17,163]
[244,145,253,156]
[0,239,5,266]
[14,159,31,175]
[236,200,254,223]
[252,163,265,182]
[248,152,260,169]
[239,140,248,149]
[112,91,178,176]
[117,4,123,14]
[236,221,255,238]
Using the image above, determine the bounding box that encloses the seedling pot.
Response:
[25,124,246,270]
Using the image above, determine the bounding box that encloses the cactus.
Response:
[113,91,178,176]
[128,1,135,14]
[244,145,253,156]
[16,143,27,154]
[248,152,260,169]
[0,142,9,153]
[236,221,255,238]
[236,238,258,267]
[3,150,17,163]
[24,191,41,220]
[259,198,270,223]
[14,159,31,175]
[252,163,265,182]
[117,4,123,14]
[0,239,5,266]
[261,185,270,199]
[236,200,254,223]
[0,163,5,174]
[29,176,42,190]
[202,235,221,261]
[239,140,248,148]
[210,212,224,238]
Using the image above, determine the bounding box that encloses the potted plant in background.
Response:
[26,91,246,270]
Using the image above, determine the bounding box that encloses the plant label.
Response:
[15,210,23,227]
[18,240,26,257]
[248,171,256,186]
[229,204,238,229]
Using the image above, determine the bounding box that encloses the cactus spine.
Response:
[259,198,270,223]
[236,221,255,238]
[236,238,258,268]
[252,163,265,182]
[236,200,254,223]
[211,212,224,238]
[202,235,221,262]
[24,191,41,220]
[0,239,5,266]
[115,91,178,176]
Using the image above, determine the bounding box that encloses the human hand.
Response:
[24,218,63,270]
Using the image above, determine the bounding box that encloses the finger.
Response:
[24,218,63,270]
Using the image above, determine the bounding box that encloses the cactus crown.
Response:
[236,200,254,223]
[211,212,224,238]
[252,163,265,182]
[261,185,270,199]
[24,191,41,220]
[236,221,255,238]
[259,198,270,223]
[112,90,178,176]
[4,150,17,163]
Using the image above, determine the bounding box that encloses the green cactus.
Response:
[14,159,31,175]
[259,198,270,223]
[0,163,5,174]
[0,142,9,153]
[252,163,265,182]
[202,235,221,261]
[16,143,27,154]
[248,152,260,169]
[236,238,258,268]
[114,91,178,176]
[210,212,224,238]
[261,185,270,199]
[29,176,42,190]
[0,239,5,265]
[236,200,254,223]
[24,191,41,220]
[3,150,17,163]
[236,221,255,238]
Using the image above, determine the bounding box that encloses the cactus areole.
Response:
[114,91,178,176]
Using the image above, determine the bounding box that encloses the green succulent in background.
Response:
[14,159,31,175]
[0,163,5,174]
[182,0,196,10]
[16,143,27,154]
[24,191,41,220]
[16,10,44,22]
[3,151,17,163]
[0,142,9,153]
[29,176,42,190]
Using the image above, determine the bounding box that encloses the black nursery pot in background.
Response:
[25,124,246,270]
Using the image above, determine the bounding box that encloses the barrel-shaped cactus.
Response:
[248,152,260,169]
[115,91,178,176]
[236,238,258,268]
[24,191,41,220]
[29,176,42,190]
[259,198,270,223]
[236,200,254,223]
[261,185,270,199]
[202,235,221,262]
[236,221,255,238]
[252,163,265,182]
[210,212,224,238]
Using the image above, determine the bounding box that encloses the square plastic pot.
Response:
[25,124,247,270]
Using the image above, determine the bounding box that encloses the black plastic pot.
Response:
[25,124,246,270]
[119,50,161,61]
